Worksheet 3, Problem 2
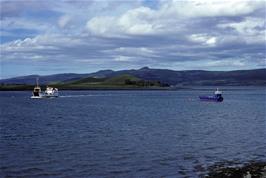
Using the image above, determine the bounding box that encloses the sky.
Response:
[0,0,266,79]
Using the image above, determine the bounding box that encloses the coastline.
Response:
[0,86,173,91]
[0,85,265,91]
[205,161,266,178]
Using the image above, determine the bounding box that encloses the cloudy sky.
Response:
[0,0,265,78]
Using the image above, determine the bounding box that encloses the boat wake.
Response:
[59,94,121,98]
[59,94,93,98]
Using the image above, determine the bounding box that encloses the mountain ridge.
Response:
[1,67,266,86]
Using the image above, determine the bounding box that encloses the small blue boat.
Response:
[199,88,223,102]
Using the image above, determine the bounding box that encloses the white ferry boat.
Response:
[43,87,59,98]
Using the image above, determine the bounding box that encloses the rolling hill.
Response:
[1,67,266,87]
[0,74,167,90]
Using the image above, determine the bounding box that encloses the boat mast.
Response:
[36,77,39,87]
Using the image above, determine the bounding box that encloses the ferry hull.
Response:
[42,95,59,98]
[30,96,43,99]
[31,96,59,99]
[31,93,59,99]
[199,96,223,102]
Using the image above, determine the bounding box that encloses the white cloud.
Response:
[86,0,264,36]
[217,17,266,44]
[206,37,217,46]
[218,17,265,35]
[161,0,264,18]
[189,34,217,46]
[0,34,86,62]
[109,47,157,58]
[86,6,161,36]
[113,56,132,62]
[1,17,50,31]
[87,16,117,36]
[205,59,246,67]
[58,15,72,28]
[1,0,265,78]
[118,6,158,35]
[168,58,248,71]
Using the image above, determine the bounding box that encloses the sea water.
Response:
[1,88,266,177]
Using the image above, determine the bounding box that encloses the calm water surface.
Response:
[1,88,266,177]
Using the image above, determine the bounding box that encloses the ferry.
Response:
[31,78,59,98]
[43,87,59,98]
[199,88,223,102]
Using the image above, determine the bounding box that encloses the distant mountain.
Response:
[1,68,266,86]
[0,73,89,85]
[86,70,114,78]
[0,70,115,85]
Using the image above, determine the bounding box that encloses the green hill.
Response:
[67,77,106,85]
[1,68,265,90]
[1,68,265,86]
[39,74,168,90]
[103,74,140,85]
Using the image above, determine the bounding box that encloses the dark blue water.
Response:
[1,88,266,177]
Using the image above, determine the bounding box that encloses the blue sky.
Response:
[0,0,265,79]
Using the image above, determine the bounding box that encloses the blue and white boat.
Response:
[199,88,223,102]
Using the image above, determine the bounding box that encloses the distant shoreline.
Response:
[1,68,265,87]
[0,85,265,91]
[0,85,172,91]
